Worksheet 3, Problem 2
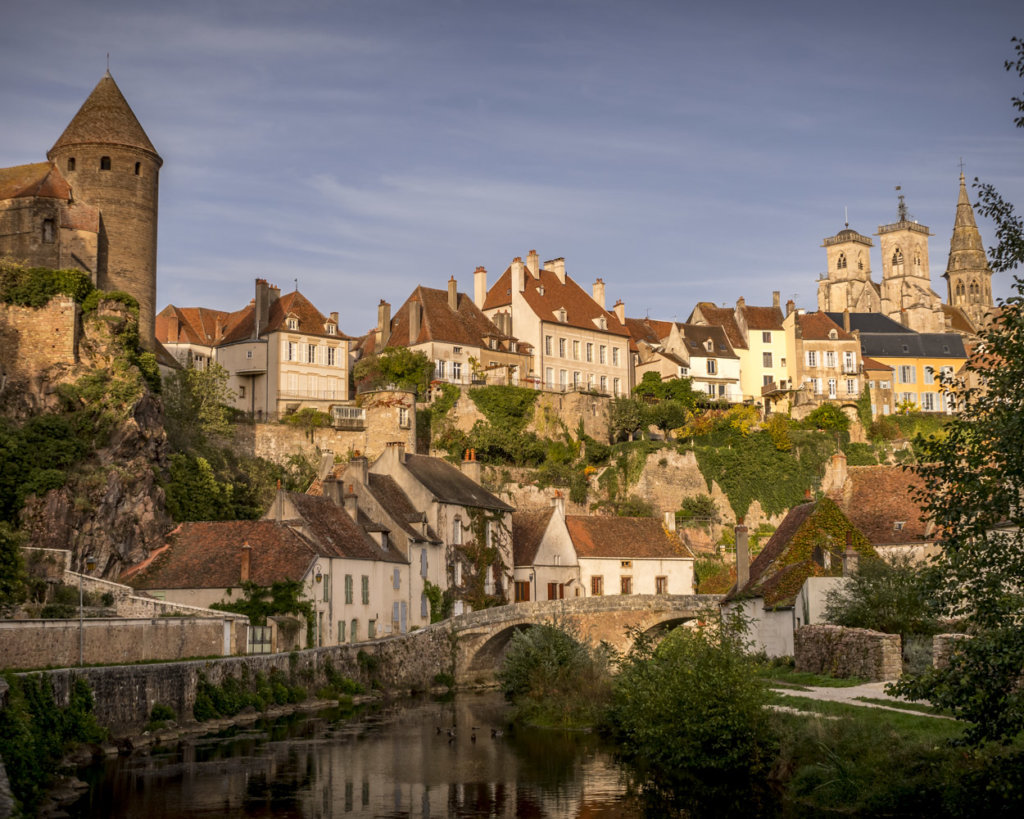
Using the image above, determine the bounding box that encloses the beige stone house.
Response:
[782,309,862,414]
[155,304,239,370]
[478,251,632,396]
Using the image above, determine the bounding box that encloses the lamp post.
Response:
[79,554,96,666]
[313,563,323,648]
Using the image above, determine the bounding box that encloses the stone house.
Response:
[155,304,238,371]
[511,496,582,603]
[782,309,862,414]
[478,251,632,395]
[356,277,532,389]
[861,355,895,418]
[367,441,514,615]
[721,498,875,657]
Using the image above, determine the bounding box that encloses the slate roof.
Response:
[483,264,630,338]
[798,312,855,341]
[829,466,933,546]
[218,290,352,345]
[366,473,441,543]
[858,333,966,359]
[512,508,555,566]
[403,454,513,511]
[0,162,70,200]
[566,516,693,559]
[120,520,317,590]
[382,285,524,351]
[49,72,160,158]
[284,493,405,563]
[681,323,738,359]
[824,312,912,334]
[689,302,746,349]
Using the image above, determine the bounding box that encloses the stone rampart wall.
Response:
[794,624,902,681]
[448,389,611,442]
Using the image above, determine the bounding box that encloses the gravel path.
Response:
[770,681,950,719]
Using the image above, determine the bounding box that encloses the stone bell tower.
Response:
[47,72,162,349]
[943,171,994,329]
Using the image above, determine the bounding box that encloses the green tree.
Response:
[891,38,1024,744]
[352,347,433,394]
[210,579,314,627]
[804,402,850,432]
[162,362,234,451]
[633,371,699,406]
[607,397,648,441]
[0,522,28,612]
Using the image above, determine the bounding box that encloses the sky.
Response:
[2,0,1022,335]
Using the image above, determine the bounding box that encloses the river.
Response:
[68,692,645,818]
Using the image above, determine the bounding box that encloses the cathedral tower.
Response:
[943,171,993,329]
[47,72,162,348]
[817,226,879,313]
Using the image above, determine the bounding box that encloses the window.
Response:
[322,574,330,602]
[286,342,296,361]
[327,324,336,335]
[547,582,563,600]
[591,576,604,596]
[452,361,462,380]
[923,367,935,385]
[846,378,856,394]
[134,161,141,176]
[398,406,410,428]
[620,576,633,595]
[393,568,400,590]
[573,371,581,388]
[420,549,427,578]
[452,518,462,545]
[559,308,567,323]
[100,156,111,170]
[898,365,916,384]
[421,594,429,618]
[613,377,621,395]
[586,342,593,362]
[921,392,937,411]
[545,335,552,355]
[655,576,668,595]
[707,384,716,396]
[612,348,620,366]
[327,347,336,366]
[600,375,607,392]
[338,620,346,642]
[239,385,246,399]
[837,252,847,270]
[706,359,717,375]
[763,375,774,386]
[287,317,298,330]
[573,340,580,360]
[762,331,772,343]
[559,338,566,357]
[812,377,822,394]
[621,560,632,568]
[344,574,353,604]
[560,369,568,388]
[893,248,904,266]
[880,380,891,389]
[307,344,317,364]
[67,157,75,171]
[825,351,836,368]
[806,350,817,367]
[247,350,253,359]
[828,378,837,398]
[545,367,554,387]
[843,351,855,372]
[368,619,376,639]
[599,345,607,364]
[435,360,446,379]
[351,619,358,641]
[453,561,462,586]
[762,352,772,368]
[514,581,531,602]
[361,575,370,604]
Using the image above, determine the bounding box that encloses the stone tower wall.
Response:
[48,143,160,347]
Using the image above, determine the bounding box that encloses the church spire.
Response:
[943,171,993,329]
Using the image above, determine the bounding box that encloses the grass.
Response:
[756,664,869,688]
[853,696,949,716]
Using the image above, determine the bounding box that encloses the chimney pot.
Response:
[474,266,488,309]
[773,291,780,309]
[526,250,539,277]
[448,276,458,311]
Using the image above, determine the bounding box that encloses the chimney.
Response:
[329,311,339,325]
[736,296,746,310]
[268,284,280,304]
[376,299,391,347]
[318,453,334,481]
[322,475,344,507]
[409,299,421,343]
[240,542,252,583]
[386,440,406,462]
[168,313,179,342]
[214,317,225,342]
[786,299,795,316]
[526,250,540,277]
[511,257,526,293]
[843,532,859,577]
[448,276,458,311]
[592,278,606,310]
[461,448,482,484]
[546,257,566,285]
[343,483,359,519]
[773,290,780,309]
[552,490,566,518]
[735,523,750,591]
[474,266,487,309]
[254,278,270,338]
[843,308,851,333]
[664,510,676,532]
[613,299,625,325]
[351,453,369,486]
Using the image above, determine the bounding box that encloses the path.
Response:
[770,681,950,719]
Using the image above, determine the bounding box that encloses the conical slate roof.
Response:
[944,172,991,279]
[47,71,160,159]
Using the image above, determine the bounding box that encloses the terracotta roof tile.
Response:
[690,302,746,349]
[0,162,71,200]
[566,516,692,559]
[512,508,555,566]
[284,493,406,563]
[217,290,352,345]
[798,312,854,341]
[49,72,159,158]
[386,285,523,350]
[830,466,932,546]
[860,356,893,371]
[741,305,785,331]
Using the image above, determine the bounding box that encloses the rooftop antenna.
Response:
[844,206,849,228]
[895,185,907,222]
[294,277,298,292]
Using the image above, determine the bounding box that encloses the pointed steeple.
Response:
[47,71,160,160]
[944,172,990,279]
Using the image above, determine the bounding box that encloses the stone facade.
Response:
[794,624,902,681]
[932,632,971,669]
[0,297,78,414]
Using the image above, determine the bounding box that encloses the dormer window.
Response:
[598,316,607,330]
[704,339,713,353]
[287,317,299,330]
[828,329,838,340]
[558,308,567,323]
[326,324,337,335]
[893,521,905,532]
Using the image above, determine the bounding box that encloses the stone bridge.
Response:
[448,594,722,683]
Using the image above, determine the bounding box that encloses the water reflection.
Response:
[70,693,642,818]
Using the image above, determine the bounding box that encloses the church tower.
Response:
[877,188,944,333]
[817,226,879,313]
[943,171,993,329]
[47,72,162,348]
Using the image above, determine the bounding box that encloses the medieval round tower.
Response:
[46,71,162,348]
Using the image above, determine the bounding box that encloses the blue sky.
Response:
[2,0,1021,334]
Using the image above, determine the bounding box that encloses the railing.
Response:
[277,389,348,400]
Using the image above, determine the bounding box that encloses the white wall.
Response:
[578,556,693,597]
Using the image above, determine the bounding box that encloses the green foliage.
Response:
[605,611,778,813]
[422,579,449,623]
[164,454,234,520]
[193,668,307,722]
[497,623,613,728]
[804,402,850,432]
[824,555,939,639]
[149,702,176,722]
[647,399,692,434]
[633,371,699,406]
[694,556,734,594]
[0,522,28,611]
[0,261,94,307]
[353,347,434,394]
[162,362,235,451]
[856,387,874,428]
[0,674,105,813]
[676,493,719,525]
[607,397,648,441]
[282,407,332,440]
[842,441,878,465]
[419,383,461,451]
[210,580,314,630]
[468,385,538,432]
[765,412,793,451]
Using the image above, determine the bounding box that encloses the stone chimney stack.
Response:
[329,311,339,325]
[343,484,359,519]
[735,522,750,591]
[547,257,566,285]
[376,300,391,347]
[448,276,458,311]
[511,257,526,293]
[773,290,780,309]
[786,298,795,316]
[350,452,369,486]
[322,475,344,507]
[843,308,851,333]
[526,249,539,277]
[461,448,481,484]
[268,284,280,305]
[552,490,566,518]
[613,299,625,325]
[736,296,746,310]
[240,542,252,583]
[168,312,179,342]
[843,532,859,577]
[592,278,606,310]
[254,278,270,338]
[474,266,487,308]
[664,510,676,532]
[409,299,421,343]
[386,440,406,462]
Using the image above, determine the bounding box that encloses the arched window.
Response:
[100,156,111,171]
[41,219,55,243]
[892,248,904,267]
[452,518,462,545]
[134,162,141,176]
[857,253,864,271]
[837,253,847,270]
[67,158,75,172]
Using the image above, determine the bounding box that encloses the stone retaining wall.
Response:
[794,624,902,681]
[932,633,971,669]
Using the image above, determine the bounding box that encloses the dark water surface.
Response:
[69,692,644,818]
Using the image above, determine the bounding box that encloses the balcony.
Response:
[331,405,366,430]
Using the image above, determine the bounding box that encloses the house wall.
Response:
[793,576,848,628]
[414,339,530,386]
[869,353,964,413]
[533,319,631,395]
[310,556,411,646]
[578,556,693,598]
[726,598,794,657]
[738,327,788,403]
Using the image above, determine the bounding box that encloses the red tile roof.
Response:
[798,311,854,341]
[218,290,352,345]
[156,304,239,346]
[566,516,693,559]
[690,302,746,349]
[386,285,523,350]
[283,492,406,563]
[861,356,893,372]
[512,508,555,566]
[0,162,71,200]
[742,305,785,331]
[829,466,932,546]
